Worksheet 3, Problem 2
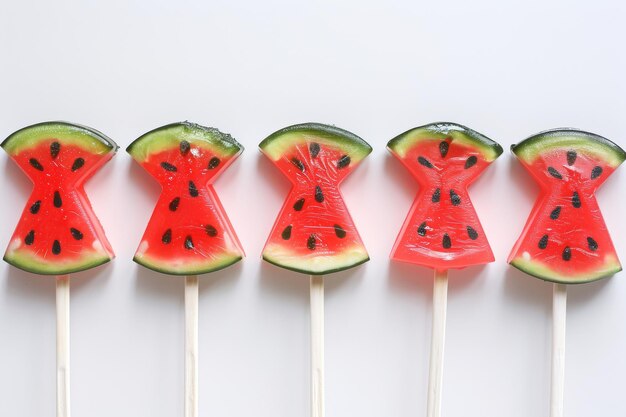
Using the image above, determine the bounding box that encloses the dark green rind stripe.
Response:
[262,255,370,276]
[127,121,243,161]
[3,254,112,276]
[387,122,503,160]
[510,260,622,285]
[259,122,372,160]
[511,128,626,167]
[2,121,118,155]
[133,255,243,276]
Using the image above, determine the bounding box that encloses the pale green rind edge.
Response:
[387,122,503,161]
[4,249,112,276]
[126,121,243,163]
[511,128,626,168]
[262,244,370,276]
[1,121,118,156]
[259,122,373,163]
[133,253,243,276]
[510,256,622,285]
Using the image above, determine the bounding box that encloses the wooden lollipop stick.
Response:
[310,275,325,417]
[427,269,448,417]
[56,275,71,417]
[185,275,199,417]
[551,283,567,417]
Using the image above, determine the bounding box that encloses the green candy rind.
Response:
[127,121,243,163]
[2,121,118,156]
[511,128,626,167]
[387,122,503,161]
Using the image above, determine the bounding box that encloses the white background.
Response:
[1,1,626,416]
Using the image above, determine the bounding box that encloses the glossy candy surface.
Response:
[508,129,624,283]
[128,122,244,275]
[2,122,117,275]
[260,123,371,275]
[388,122,502,270]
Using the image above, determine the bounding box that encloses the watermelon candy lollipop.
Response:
[508,129,625,417]
[260,123,372,417]
[2,121,118,417]
[3,122,117,275]
[128,122,244,417]
[387,122,502,417]
[127,122,244,275]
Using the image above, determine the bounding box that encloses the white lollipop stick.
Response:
[551,283,567,417]
[56,275,71,417]
[185,275,199,417]
[310,275,325,417]
[427,269,448,417]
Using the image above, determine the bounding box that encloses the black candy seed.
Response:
[293,198,305,211]
[70,228,83,240]
[180,140,190,155]
[184,235,194,250]
[567,150,577,166]
[464,156,478,169]
[281,225,292,240]
[547,167,562,179]
[450,190,461,206]
[432,188,441,203]
[29,158,44,171]
[307,234,316,250]
[169,197,180,211]
[417,222,427,236]
[337,155,351,169]
[550,206,561,220]
[205,225,218,237]
[71,158,85,172]
[53,191,62,208]
[52,240,61,255]
[439,141,449,158]
[334,224,346,239]
[189,181,199,197]
[572,191,581,208]
[30,200,41,214]
[50,142,61,159]
[291,157,305,172]
[538,234,549,249]
[442,234,452,249]
[24,230,35,245]
[162,229,172,244]
[467,226,478,240]
[310,143,320,158]
[418,156,433,169]
[591,166,603,179]
[562,246,572,261]
[587,237,598,251]
[315,185,324,203]
[208,157,220,169]
[160,162,177,172]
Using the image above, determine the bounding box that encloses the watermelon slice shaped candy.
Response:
[387,122,503,270]
[2,121,117,275]
[508,129,625,284]
[260,123,372,275]
[127,122,244,275]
